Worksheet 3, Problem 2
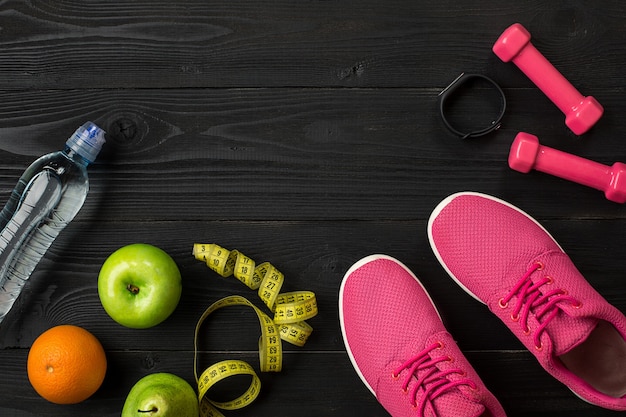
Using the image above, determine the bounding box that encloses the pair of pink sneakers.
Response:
[339,192,626,416]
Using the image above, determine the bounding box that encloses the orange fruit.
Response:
[27,324,107,404]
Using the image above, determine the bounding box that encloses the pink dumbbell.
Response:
[493,23,603,135]
[509,132,626,203]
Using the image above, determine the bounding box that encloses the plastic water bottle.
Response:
[0,122,106,325]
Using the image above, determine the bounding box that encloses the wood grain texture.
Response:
[1,88,625,222]
[0,0,625,416]
[0,350,614,417]
[0,0,623,89]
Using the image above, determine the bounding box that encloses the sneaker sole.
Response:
[427,191,563,305]
[338,254,442,397]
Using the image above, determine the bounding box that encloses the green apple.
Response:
[122,372,199,417]
[98,243,182,329]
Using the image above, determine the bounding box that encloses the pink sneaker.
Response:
[339,254,507,417]
[428,192,626,410]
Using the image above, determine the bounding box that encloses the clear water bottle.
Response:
[0,122,106,324]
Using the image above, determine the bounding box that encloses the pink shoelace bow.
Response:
[392,342,477,417]
[498,261,582,350]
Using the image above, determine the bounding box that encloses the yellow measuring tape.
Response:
[192,244,318,417]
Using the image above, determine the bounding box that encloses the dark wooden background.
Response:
[0,1,625,416]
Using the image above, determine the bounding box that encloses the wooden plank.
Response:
[0,1,624,89]
[0,349,620,417]
[0,88,624,223]
[0,219,623,352]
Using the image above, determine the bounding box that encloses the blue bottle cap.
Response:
[65,122,106,163]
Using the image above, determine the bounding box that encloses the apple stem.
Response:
[127,284,140,294]
[138,407,157,413]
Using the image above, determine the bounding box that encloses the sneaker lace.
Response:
[392,342,477,417]
[499,261,582,350]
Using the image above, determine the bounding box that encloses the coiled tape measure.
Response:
[192,243,318,417]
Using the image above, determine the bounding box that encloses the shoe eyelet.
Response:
[535,261,544,271]
[522,326,531,335]
[560,289,569,296]
[572,301,583,309]
[544,275,553,284]
[436,341,445,349]
[510,313,519,322]
[535,343,543,351]
[447,356,454,363]
[469,381,478,391]
[498,298,508,309]
[392,372,400,380]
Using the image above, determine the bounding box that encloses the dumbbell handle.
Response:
[509,132,626,203]
[510,43,581,116]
